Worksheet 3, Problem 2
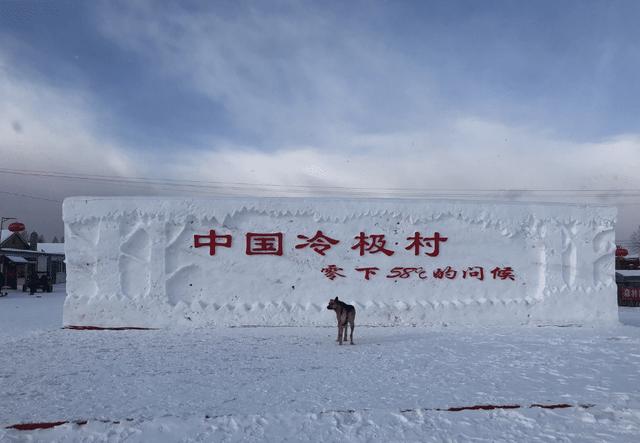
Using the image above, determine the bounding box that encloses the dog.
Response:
[327,297,355,345]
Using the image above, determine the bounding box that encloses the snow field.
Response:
[6,406,640,443]
[2,287,640,441]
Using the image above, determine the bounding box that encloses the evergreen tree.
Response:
[52,236,59,243]
[29,232,39,251]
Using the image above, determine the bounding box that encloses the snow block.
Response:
[62,197,617,328]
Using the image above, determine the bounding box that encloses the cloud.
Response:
[95,1,640,197]
[97,0,640,149]
[0,45,141,236]
[5,4,638,199]
[169,120,640,196]
[0,2,640,199]
[2,1,640,238]
[97,0,439,148]
[0,49,136,177]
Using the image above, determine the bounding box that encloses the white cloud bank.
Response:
[1,1,640,238]
[0,50,134,177]
[94,0,640,195]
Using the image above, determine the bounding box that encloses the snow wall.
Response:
[62,197,617,328]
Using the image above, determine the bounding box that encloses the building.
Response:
[616,269,640,307]
[36,242,66,283]
[0,230,65,290]
[616,254,640,271]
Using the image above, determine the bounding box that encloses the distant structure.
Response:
[29,232,38,251]
[0,230,65,290]
[615,245,640,307]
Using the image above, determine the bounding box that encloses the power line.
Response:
[0,166,638,192]
[0,190,62,203]
[2,167,640,200]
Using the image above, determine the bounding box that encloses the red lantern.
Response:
[7,222,25,232]
[616,247,629,257]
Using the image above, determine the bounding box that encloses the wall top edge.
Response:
[62,196,617,225]
[62,195,618,208]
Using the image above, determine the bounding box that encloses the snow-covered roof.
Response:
[0,229,12,243]
[616,270,640,277]
[1,229,27,244]
[3,255,29,263]
[0,247,63,256]
[37,243,65,255]
[0,247,34,253]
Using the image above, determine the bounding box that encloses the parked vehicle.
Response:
[22,274,52,294]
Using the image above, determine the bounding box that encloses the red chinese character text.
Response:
[490,266,515,280]
[351,232,394,256]
[194,230,233,256]
[321,264,346,280]
[355,266,380,280]
[432,266,457,279]
[295,230,340,255]
[463,266,484,281]
[245,232,283,256]
[405,232,448,257]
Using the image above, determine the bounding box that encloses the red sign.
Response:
[8,222,25,232]
[194,229,449,258]
[321,265,515,282]
[191,228,518,283]
[619,286,640,301]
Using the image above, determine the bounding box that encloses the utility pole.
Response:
[0,217,16,285]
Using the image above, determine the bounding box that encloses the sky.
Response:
[0,0,639,241]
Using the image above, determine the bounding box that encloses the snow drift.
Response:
[62,197,617,328]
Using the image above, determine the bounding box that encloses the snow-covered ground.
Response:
[2,285,640,442]
[0,286,65,338]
